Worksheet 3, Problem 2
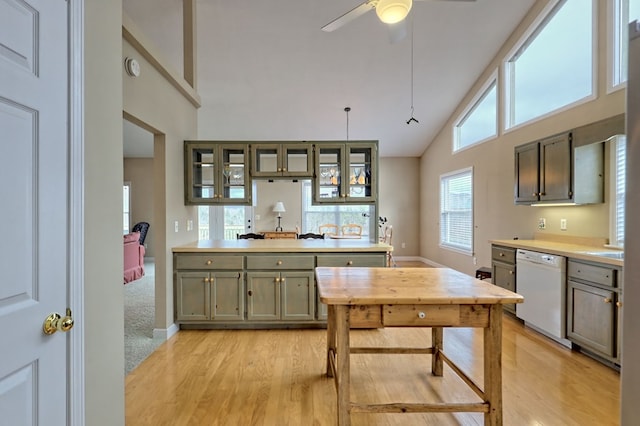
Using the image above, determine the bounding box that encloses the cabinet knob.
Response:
[275,277,281,283]
[206,260,212,265]
[603,297,612,304]
[532,193,537,197]
[509,270,513,275]
[539,192,546,196]
[616,301,623,308]
[203,277,209,283]
[347,260,353,266]
[277,260,283,265]
[248,290,253,296]
[499,253,504,257]
[418,311,426,319]
[282,168,287,172]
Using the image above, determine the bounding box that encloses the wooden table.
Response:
[315,267,524,425]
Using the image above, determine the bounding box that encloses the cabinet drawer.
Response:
[382,304,490,327]
[175,254,243,270]
[316,254,385,267]
[491,246,516,264]
[568,260,615,287]
[246,255,314,270]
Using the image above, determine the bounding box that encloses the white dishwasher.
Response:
[516,249,571,348]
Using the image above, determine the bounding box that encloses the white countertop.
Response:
[490,239,623,267]
[173,239,393,253]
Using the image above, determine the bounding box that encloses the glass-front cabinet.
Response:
[184,141,251,205]
[251,143,313,177]
[313,141,377,204]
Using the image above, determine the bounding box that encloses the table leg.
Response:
[326,304,336,377]
[336,305,351,426]
[484,304,503,425]
[431,327,443,376]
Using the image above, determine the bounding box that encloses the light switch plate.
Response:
[538,218,546,229]
[560,218,567,230]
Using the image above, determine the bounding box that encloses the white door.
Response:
[0,0,70,424]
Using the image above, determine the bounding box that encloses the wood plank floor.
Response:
[126,263,620,425]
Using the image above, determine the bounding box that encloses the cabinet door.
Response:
[567,280,615,357]
[491,261,516,314]
[251,143,281,177]
[345,143,376,203]
[176,272,210,321]
[185,143,217,204]
[514,142,539,204]
[282,143,313,177]
[314,144,345,203]
[281,272,314,321]
[211,272,245,321]
[540,134,571,202]
[246,272,280,320]
[219,144,251,204]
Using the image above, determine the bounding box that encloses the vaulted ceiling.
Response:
[123,0,536,157]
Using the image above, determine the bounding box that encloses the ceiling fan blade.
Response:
[414,0,475,2]
[387,20,408,44]
[321,1,376,32]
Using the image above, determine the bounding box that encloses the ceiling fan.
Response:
[322,0,475,42]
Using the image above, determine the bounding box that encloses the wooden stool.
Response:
[475,267,492,280]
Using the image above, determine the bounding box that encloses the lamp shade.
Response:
[376,0,412,24]
[272,201,286,214]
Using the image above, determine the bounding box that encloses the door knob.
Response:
[43,308,74,335]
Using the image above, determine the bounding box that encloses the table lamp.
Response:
[273,201,286,231]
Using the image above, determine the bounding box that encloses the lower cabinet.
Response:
[176,271,244,322]
[174,250,388,328]
[566,259,621,364]
[246,271,315,321]
[491,245,516,314]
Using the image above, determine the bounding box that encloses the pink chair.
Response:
[124,231,145,284]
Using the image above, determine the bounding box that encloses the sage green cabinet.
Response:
[251,143,313,178]
[184,141,251,205]
[490,245,516,315]
[514,131,603,205]
[566,259,621,363]
[176,271,244,322]
[246,271,315,321]
[314,142,377,204]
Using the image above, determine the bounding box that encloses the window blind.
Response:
[440,168,473,253]
[614,137,626,246]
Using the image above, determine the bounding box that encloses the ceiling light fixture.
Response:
[376,0,412,24]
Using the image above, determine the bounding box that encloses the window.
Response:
[610,0,640,89]
[454,74,497,152]
[610,135,626,248]
[198,205,252,240]
[440,168,473,254]
[301,182,371,236]
[123,182,131,234]
[505,0,594,128]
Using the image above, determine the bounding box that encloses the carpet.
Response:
[124,261,163,375]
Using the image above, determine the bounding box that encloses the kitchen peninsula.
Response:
[173,239,392,328]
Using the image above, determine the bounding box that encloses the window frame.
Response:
[453,70,498,153]
[123,181,131,234]
[607,0,629,92]
[503,0,597,132]
[439,167,474,255]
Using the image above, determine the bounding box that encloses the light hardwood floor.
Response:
[126,262,620,425]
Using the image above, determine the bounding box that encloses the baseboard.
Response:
[153,323,179,340]
[395,256,445,267]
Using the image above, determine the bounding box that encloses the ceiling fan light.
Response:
[376,0,412,24]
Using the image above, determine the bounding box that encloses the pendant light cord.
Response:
[407,18,419,125]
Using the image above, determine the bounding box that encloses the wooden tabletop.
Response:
[316,267,524,305]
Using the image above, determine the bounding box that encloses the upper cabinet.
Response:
[251,143,313,178]
[184,141,251,205]
[514,131,603,205]
[314,141,377,204]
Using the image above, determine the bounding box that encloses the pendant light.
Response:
[376,0,412,25]
[406,17,419,125]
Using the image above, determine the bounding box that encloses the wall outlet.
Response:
[473,256,478,265]
[560,218,567,231]
[538,217,546,230]
[174,220,179,232]
[255,214,261,220]
[187,219,193,231]
[401,242,406,249]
